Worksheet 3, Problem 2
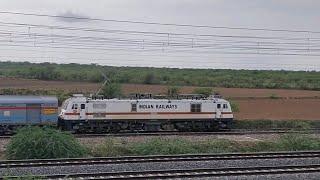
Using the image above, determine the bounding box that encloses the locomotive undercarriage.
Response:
[58,118,233,133]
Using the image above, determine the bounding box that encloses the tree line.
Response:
[1,61,320,90]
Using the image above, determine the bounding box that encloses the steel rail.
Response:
[1,151,319,168]
[6,164,320,179]
[75,129,320,138]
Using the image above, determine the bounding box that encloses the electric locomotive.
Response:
[58,94,233,133]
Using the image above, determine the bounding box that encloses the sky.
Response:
[0,0,319,71]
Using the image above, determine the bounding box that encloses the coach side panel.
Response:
[41,103,58,124]
[0,104,27,124]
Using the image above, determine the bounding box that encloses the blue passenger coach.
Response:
[0,96,58,131]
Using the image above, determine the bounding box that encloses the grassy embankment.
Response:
[90,120,320,157]
[233,120,320,130]
[4,126,320,160]
[90,134,320,157]
[4,132,320,179]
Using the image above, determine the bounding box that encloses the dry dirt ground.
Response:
[234,99,320,120]
[1,77,320,98]
[1,77,320,120]
[121,84,320,98]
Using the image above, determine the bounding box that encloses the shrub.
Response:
[144,73,157,84]
[237,141,278,152]
[276,134,320,151]
[130,138,199,155]
[6,127,87,159]
[229,100,240,112]
[91,138,131,157]
[269,94,279,99]
[233,120,313,130]
[102,83,122,98]
[2,61,320,90]
[199,140,275,153]
[275,120,311,130]
[233,120,274,129]
[167,86,180,97]
[87,135,320,157]
[196,139,235,153]
[192,87,213,97]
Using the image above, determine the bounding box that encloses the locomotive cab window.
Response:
[223,104,228,109]
[131,103,137,112]
[217,104,221,109]
[81,104,85,109]
[72,104,78,110]
[191,104,201,112]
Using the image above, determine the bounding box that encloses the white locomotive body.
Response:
[59,94,233,132]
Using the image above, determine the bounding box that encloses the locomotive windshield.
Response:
[62,99,70,110]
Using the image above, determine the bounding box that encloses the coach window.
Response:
[81,104,85,109]
[217,104,221,109]
[131,103,137,112]
[191,104,201,112]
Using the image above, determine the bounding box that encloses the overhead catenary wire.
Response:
[0,27,319,54]
[0,11,320,34]
[0,46,256,58]
[0,20,318,55]
[0,19,318,52]
[0,21,316,42]
[1,29,319,48]
[3,36,319,52]
[0,11,319,70]
[0,33,319,54]
[0,43,318,57]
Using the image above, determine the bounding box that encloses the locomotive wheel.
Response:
[161,123,175,131]
[110,123,121,133]
[143,122,161,132]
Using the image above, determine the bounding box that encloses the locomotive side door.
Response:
[216,103,222,119]
[79,103,86,120]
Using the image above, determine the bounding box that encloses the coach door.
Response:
[216,103,222,119]
[26,104,41,124]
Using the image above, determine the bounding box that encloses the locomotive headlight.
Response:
[59,109,66,116]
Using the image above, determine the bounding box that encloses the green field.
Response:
[1,61,320,90]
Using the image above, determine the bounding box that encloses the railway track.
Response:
[24,129,320,138]
[6,164,320,179]
[75,129,320,138]
[1,151,319,168]
[0,128,319,139]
